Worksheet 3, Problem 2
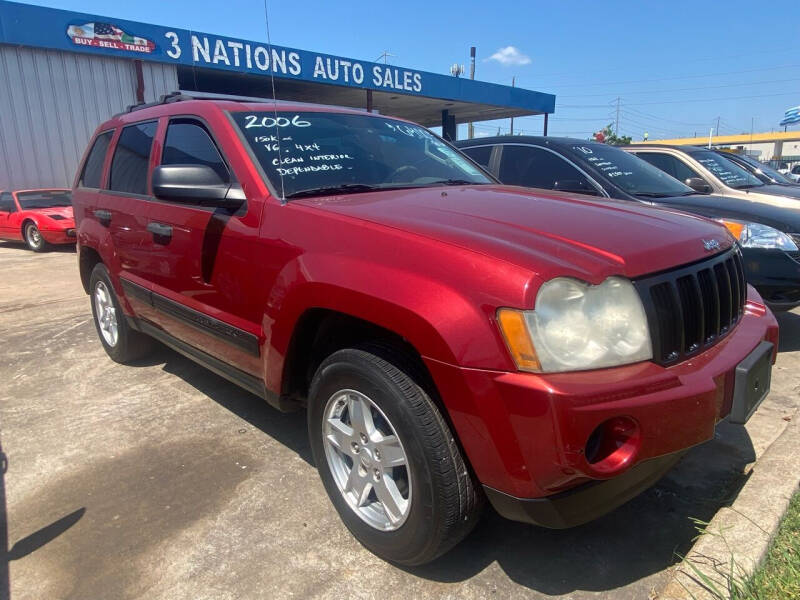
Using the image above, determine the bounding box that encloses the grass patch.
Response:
[737,490,800,599]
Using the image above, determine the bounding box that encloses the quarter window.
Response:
[80,130,113,189]
[499,145,595,192]
[0,192,15,212]
[162,120,229,182]
[109,122,157,195]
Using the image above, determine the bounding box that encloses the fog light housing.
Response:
[585,416,641,475]
[66,228,76,237]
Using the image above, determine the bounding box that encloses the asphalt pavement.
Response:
[1,242,798,600]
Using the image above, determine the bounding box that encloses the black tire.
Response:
[89,263,154,363]
[308,347,483,565]
[24,222,48,252]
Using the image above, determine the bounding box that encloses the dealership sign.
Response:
[67,22,155,53]
[0,0,555,113]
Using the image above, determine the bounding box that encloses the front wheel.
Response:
[24,222,48,252]
[308,347,483,565]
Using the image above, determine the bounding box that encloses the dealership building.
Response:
[0,0,555,190]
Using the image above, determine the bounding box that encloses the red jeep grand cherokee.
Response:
[72,93,778,565]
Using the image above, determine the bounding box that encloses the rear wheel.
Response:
[89,263,154,363]
[308,347,483,565]
[24,222,47,252]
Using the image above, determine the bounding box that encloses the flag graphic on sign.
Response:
[780,106,800,127]
[66,22,156,53]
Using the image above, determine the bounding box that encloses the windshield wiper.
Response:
[427,178,486,186]
[634,192,674,198]
[735,183,765,190]
[285,183,382,199]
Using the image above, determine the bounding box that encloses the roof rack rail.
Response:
[112,90,367,118]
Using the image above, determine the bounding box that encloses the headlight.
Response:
[719,220,798,251]
[497,277,653,373]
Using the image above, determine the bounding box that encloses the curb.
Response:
[660,407,800,599]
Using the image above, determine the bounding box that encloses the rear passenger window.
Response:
[461,146,493,170]
[162,120,229,182]
[80,130,113,188]
[109,122,157,195]
[499,145,594,191]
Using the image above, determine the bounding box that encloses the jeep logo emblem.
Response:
[703,239,721,252]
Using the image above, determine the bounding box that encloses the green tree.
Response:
[591,123,632,146]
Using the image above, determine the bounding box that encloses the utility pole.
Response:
[467,46,476,139]
[510,76,516,135]
[615,97,621,135]
[715,116,720,137]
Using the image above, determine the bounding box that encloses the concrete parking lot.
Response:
[1,242,798,600]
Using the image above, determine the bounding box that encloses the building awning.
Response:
[0,0,555,129]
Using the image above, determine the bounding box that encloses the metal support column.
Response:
[366,89,373,113]
[543,113,549,136]
[442,110,456,141]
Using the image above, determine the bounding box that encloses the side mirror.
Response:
[152,165,244,210]
[553,179,600,196]
[685,177,712,194]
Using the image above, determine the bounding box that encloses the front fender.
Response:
[262,252,513,394]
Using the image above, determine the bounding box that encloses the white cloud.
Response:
[485,46,531,66]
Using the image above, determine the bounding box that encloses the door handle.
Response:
[94,209,111,226]
[147,222,173,242]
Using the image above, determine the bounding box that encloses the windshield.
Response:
[566,142,694,197]
[16,190,72,208]
[231,111,492,199]
[732,154,793,184]
[691,151,763,189]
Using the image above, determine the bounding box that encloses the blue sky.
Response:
[29,0,800,140]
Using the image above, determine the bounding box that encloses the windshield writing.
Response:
[693,151,761,188]
[569,144,693,196]
[232,111,491,198]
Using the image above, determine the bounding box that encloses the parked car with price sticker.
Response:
[457,137,800,311]
[72,93,778,565]
[0,188,76,251]
[713,150,800,187]
[624,144,800,202]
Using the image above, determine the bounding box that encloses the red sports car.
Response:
[0,188,76,251]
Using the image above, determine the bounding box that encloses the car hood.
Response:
[650,193,800,234]
[754,184,800,199]
[297,185,735,282]
[30,206,74,220]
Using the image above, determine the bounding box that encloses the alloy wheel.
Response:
[322,389,412,531]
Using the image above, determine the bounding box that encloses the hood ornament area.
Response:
[703,239,721,252]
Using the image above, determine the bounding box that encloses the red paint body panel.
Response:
[0,189,75,245]
[72,100,779,503]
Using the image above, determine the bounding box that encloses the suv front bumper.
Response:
[424,289,779,526]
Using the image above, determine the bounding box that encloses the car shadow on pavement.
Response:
[0,241,76,253]
[776,310,800,352]
[142,343,757,595]
[1,436,8,600]
[406,424,757,594]
[153,345,313,465]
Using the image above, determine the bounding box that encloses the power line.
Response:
[516,46,800,81]
[622,90,800,106]
[540,63,800,89]
[558,77,800,99]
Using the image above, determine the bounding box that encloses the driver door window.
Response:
[636,152,702,185]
